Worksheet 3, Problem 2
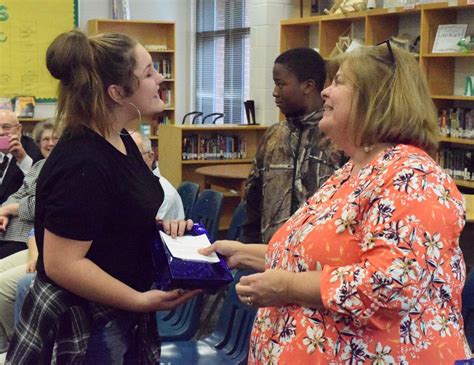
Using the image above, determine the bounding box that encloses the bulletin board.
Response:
[0,0,78,101]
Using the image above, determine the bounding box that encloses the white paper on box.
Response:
[159,232,220,263]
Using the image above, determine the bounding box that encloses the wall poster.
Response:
[0,0,78,101]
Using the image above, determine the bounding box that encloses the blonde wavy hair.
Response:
[327,44,439,157]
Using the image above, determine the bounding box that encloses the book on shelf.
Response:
[439,147,474,182]
[13,96,35,118]
[158,89,172,107]
[154,115,171,125]
[0,97,12,110]
[182,134,247,161]
[438,107,474,139]
[154,59,172,79]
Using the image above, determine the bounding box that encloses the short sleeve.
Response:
[42,159,111,241]
[320,157,465,329]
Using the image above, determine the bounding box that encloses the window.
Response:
[195,0,250,124]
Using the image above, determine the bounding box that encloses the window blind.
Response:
[195,0,250,124]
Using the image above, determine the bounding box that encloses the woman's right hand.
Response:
[199,240,243,269]
[138,288,202,312]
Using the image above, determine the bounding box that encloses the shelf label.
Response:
[388,7,397,12]
[448,0,458,6]
[468,0,474,5]
[404,4,415,9]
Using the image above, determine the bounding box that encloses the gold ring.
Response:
[246,296,253,306]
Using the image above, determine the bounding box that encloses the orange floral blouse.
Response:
[249,144,470,364]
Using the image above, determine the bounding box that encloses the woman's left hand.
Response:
[236,269,294,308]
[160,219,193,238]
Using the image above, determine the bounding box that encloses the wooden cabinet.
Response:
[280,1,474,193]
[158,124,268,187]
[87,19,176,138]
[158,124,268,230]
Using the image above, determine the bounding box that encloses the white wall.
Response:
[250,0,297,125]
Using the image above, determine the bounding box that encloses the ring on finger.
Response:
[246,296,253,306]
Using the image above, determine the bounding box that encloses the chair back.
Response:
[203,269,257,365]
[156,294,205,341]
[226,201,247,241]
[190,189,223,242]
[177,181,200,220]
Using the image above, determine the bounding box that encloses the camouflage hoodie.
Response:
[240,110,344,244]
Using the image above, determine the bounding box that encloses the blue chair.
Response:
[161,269,257,365]
[177,181,200,219]
[226,201,247,240]
[156,294,205,341]
[190,189,224,243]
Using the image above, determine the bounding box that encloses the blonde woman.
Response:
[202,44,470,363]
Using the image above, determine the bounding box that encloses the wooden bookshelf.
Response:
[158,124,268,231]
[158,124,268,187]
[87,19,176,128]
[280,1,474,197]
[465,194,474,222]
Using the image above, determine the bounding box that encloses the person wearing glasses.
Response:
[0,110,42,205]
[131,132,184,220]
[240,48,344,244]
[201,45,470,363]
[0,120,59,356]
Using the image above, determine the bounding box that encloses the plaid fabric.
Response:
[6,274,161,364]
[0,160,45,244]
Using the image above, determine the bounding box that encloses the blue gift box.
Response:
[152,223,233,292]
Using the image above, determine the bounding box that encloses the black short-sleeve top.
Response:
[35,126,164,292]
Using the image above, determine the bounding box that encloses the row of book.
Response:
[153,59,172,79]
[439,148,474,181]
[155,115,171,125]
[0,96,35,118]
[439,108,474,139]
[159,89,172,107]
[182,134,248,160]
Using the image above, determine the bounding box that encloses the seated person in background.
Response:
[240,48,344,244]
[0,230,35,355]
[0,120,58,353]
[202,45,470,363]
[0,110,43,205]
[0,120,57,259]
[131,132,185,220]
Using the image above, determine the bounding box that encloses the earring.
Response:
[363,145,374,153]
[119,101,142,136]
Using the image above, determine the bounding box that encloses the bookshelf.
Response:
[158,124,268,230]
[158,124,268,187]
[87,19,176,133]
[280,1,474,194]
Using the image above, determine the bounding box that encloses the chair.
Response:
[190,189,224,243]
[226,201,247,240]
[156,294,205,341]
[161,269,257,365]
[177,181,200,220]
